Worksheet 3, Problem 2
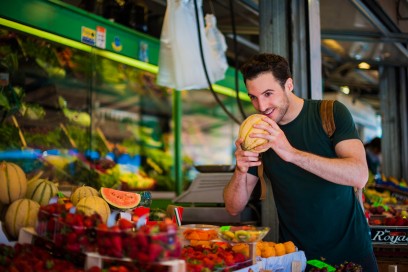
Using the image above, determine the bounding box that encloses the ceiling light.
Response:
[322,39,345,55]
[340,86,350,95]
[358,62,371,69]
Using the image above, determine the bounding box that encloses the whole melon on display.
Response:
[76,196,110,223]
[100,187,141,210]
[5,198,40,239]
[26,178,58,206]
[238,114,270,153]
[0,161,27,204]
[70,185,99,206]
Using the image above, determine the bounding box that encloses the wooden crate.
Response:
[374,244,408,272]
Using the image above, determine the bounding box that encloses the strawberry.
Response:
[109,265,129,272]
[135,252,150,263]
[110,236,123,257]
[86,266,102,272]
[83,217,93,228]
[73,225,85,236]
[118,218,134,230]
[134,232,148,249]
[66,243,81,252]
[65,213,76,226]
[74,213,84,227]
[66,232,77,244]
[148,243,163,262]
[97,223,108,231]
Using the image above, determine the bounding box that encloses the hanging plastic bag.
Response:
[157,0,227,90]
[205,14,228,80]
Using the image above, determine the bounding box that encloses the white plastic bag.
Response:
[205,14,228,80]
[157,0,227,90]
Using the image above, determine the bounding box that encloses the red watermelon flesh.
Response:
[100,187,141,209]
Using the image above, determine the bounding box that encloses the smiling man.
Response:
[223,53,378,270]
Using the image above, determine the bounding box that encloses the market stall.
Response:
[0,170,308,272]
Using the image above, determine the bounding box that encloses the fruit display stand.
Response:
[180,224,306,272]
[0,217,267,272]
[0,218,310,272]
[370,224,408,271]
[364,179,408,272]
[6,224,284,272]
[17,226,187,272]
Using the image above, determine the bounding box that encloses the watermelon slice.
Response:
[100,187,141,210]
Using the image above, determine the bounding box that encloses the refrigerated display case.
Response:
[0,0,254,194]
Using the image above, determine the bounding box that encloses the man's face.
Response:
[246,72,292,124]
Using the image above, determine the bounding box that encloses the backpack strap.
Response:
[258,158,267,200]
[319,100,364,209]
[320,100,336,138]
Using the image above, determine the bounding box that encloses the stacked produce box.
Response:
[364,175,408,270]
[364,175,408,241]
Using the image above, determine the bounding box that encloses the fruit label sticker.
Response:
[81,26,95,46]
[371,226,408,244]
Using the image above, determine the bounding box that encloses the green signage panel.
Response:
[0,0,248,95]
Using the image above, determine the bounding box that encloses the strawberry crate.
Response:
[35,203,72,242]
[96,221,182,262]
[54,221,96,253]
[36,209,59,242]
[36,204,105,253]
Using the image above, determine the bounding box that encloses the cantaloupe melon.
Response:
[26,178,58,206]
[76,196,110,223]
[238,114,270,153]
[0,161,27,204]
[70,185,99,206]
[5,198,40,239]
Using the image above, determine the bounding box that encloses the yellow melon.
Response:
[0,161,27,204]
[76,196,110,223]
[70,185,99,206]
[26,178,58,206]
[5,198,40,239]
[238,114,270,153]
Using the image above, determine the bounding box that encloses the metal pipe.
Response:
[173,90,183,196]
[350,0,408,60]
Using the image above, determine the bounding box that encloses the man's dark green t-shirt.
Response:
[250,100,372,265]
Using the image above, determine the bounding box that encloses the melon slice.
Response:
[100,187,141,210]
